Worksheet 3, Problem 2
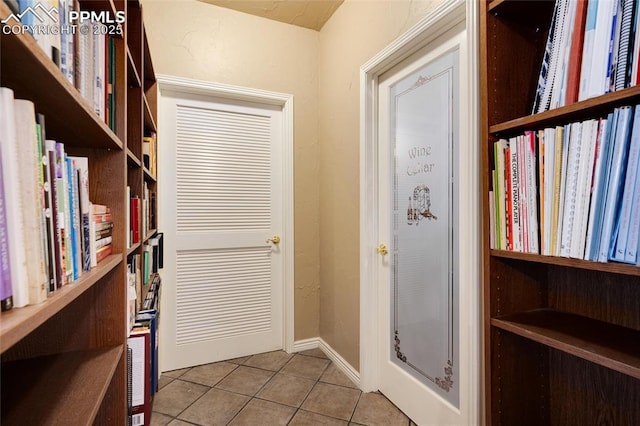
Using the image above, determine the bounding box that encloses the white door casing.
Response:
[157,76,294,371]
[360,1,479,425]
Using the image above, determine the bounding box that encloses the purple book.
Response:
[0,149,14,311]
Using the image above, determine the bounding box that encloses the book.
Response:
[578,0,600,100]
[45,141,64,288]
[95,244,113,264]
[509,137,522,251]
[0,148,13,312]
[614,0,636,90]
[68,156,91,272]
[55,142,70,284]
[556,124,572,255]
[550,126,565,256]
[534,0,565,112]
[560,121,583,257]
[611,106,640,262]
[565,0,589,104]
[585,114,613,260]
[66,157,81,281]
[136,309,159,397]
[128,329,152,426]
[14,99,48,304]
[0,88,29,307]
[625,148,640,263]
[570,118,598,258]
[131,196,140,245]
[36,114,56,293]
[599,105,634,262]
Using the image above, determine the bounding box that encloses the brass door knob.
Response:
[266,236,281,245]
[377,243,388,256]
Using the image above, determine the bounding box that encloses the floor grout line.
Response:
[153,350,412,426]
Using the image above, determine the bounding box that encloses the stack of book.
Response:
[533,0,640,113]
[490,104,640,265]
[13,0,118,130]
[0,87,113,312]
[91,204,113,265]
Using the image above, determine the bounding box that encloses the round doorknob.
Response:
[377,243,388,256]
[266,236,281,245]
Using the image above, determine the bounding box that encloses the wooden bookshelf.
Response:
[481,0,640,424]
[2,347,123,425]
[0,0,157,423]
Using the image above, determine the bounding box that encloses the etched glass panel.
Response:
[390,49,459,407]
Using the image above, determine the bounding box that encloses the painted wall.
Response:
[143,0,321,340]
[318,0,443,370]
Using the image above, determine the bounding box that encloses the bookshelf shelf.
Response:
[489,85,640,136]
[1,346,122,425]
[481,1,640,424]
[143,229,157,244]
[144,166,156,182]
[143,93,157,132]
[492,309,640,380]
[127,147,142,167]
[128,242,142,256]
[127,48,142,89]
[0,255,122,353]
[490,250,640,277]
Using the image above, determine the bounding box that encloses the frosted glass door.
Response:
[389,50,459,407]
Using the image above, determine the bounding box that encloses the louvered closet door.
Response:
[160,91,283,370]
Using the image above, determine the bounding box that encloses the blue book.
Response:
[624,149,640,263]
[611,113,640,262]
[599,106,634,262]
[585,113,614,260]
[66,157,79,281]
[136,309,159,397]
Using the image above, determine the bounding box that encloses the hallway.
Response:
[150,349,414,425]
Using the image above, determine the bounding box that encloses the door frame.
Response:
[156,75,296,359]
[359,0,480,423]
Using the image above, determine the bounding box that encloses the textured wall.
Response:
[318,0,443,370]
[143,0,321,341]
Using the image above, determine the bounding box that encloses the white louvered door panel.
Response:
[160,91,283,370]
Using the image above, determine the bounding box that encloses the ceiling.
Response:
[198,0,344,31]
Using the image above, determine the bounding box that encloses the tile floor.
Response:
[150,349,414,425]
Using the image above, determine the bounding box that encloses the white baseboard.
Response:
[291,337,320,353]
[293,337,361,389]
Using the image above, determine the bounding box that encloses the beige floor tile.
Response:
[256,373,316,407]
[178,388,250,426]
[227,355,251,365]
[301,382,361,421]
[228,398,296,425]
[167,420,196,426]
[351,392,409,426]
[179,361,238,386]
[297,348,329,359]
[150,412,173,426]
[158,375,174,390]
[289,409,349,425]
[151,379,209,417]
[319,363,358,389]
[243,350,293,371]
[281,354,330,380]
[215,366,274,396]
[162,367,190,379]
